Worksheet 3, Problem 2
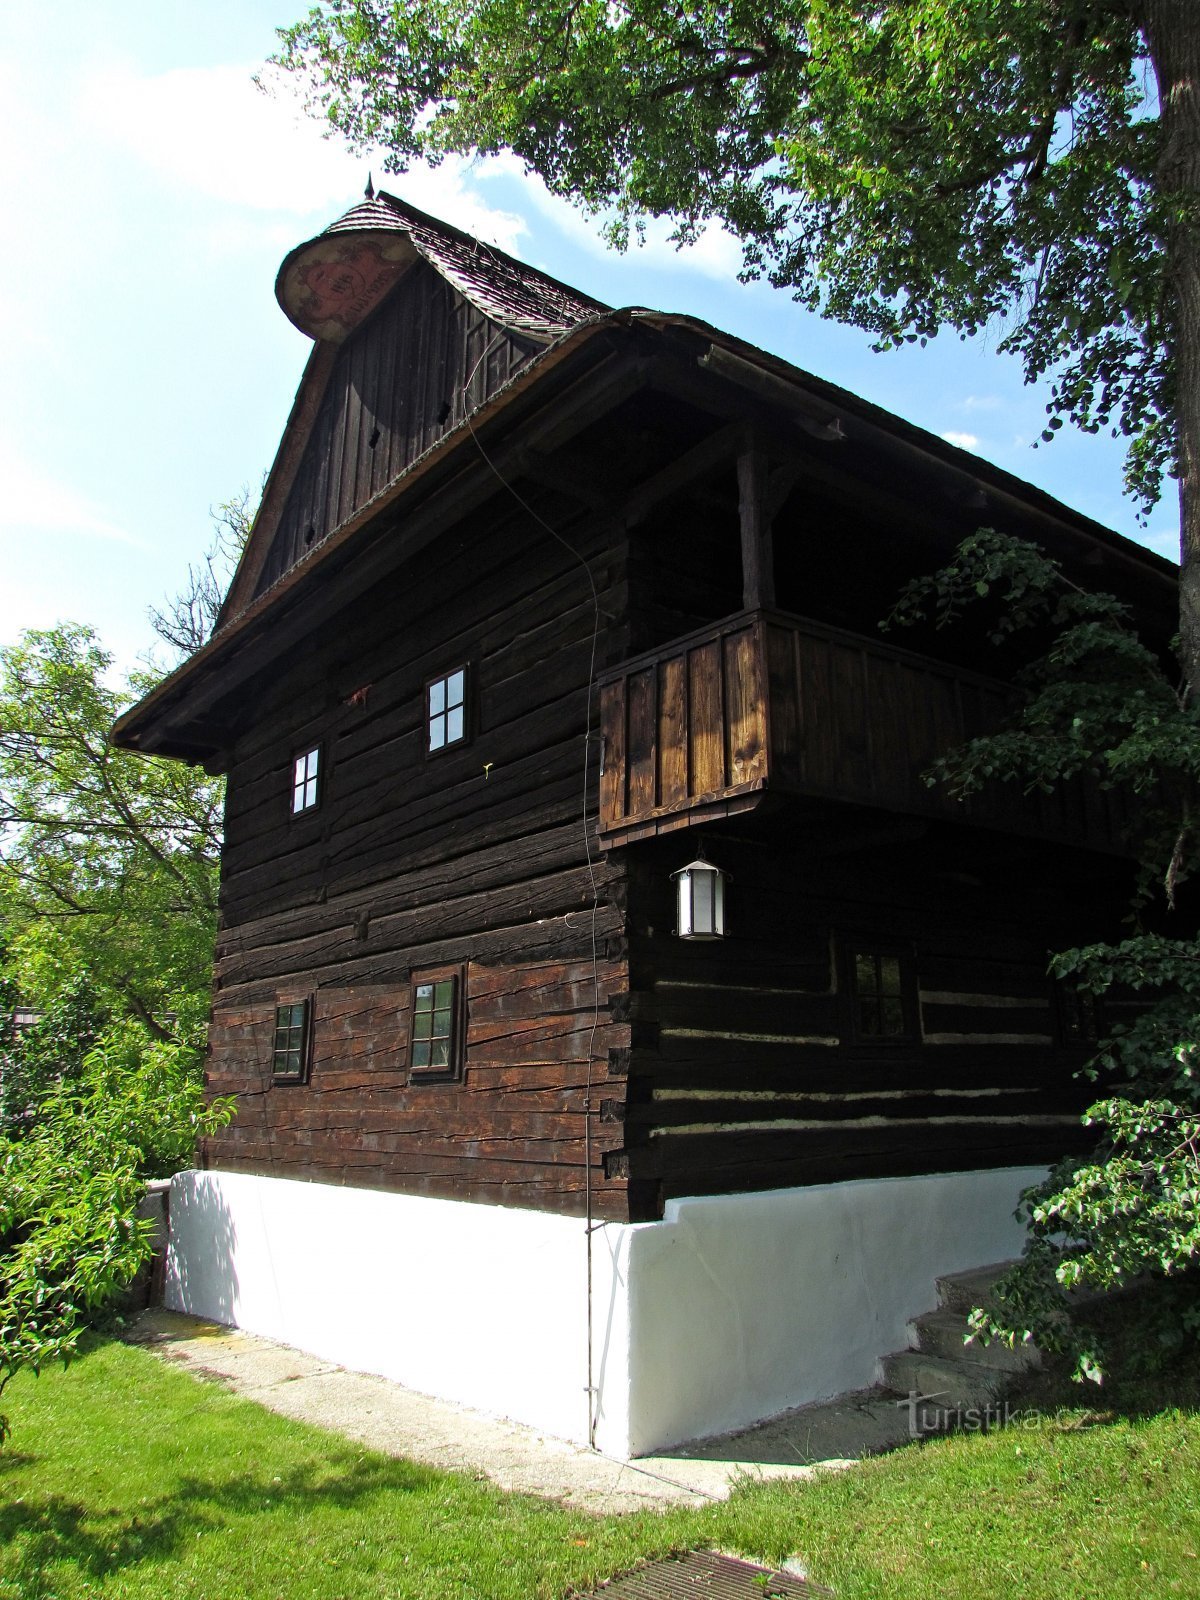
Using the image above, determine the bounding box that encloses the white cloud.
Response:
[962,395,1004,413]
[74,60,527,249]
[479,153,745,281]
[77,62,363,213]
[0,446,143,548]
[374,162,528,253]
[939,430,980,450]
[54,54,735,278]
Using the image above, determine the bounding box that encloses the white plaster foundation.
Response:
[166,1164,1043,1457]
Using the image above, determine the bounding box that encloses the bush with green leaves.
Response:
[889,529,1200,1380]
[0,612,242,1447]
[0,1022,234,1444]
[0,971,107,1139]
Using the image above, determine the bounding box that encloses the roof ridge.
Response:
[302,188,608,339]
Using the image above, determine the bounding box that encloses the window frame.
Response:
[271,997,313,1084]
[1054,975,1104,1047]
[408,962,466,1083]
[424,666,470,759]
[840,939,920,1048]
[290,744,322,817]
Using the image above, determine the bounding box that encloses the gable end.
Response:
[253,260,542,601]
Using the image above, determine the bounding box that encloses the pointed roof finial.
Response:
[365,172,375,201]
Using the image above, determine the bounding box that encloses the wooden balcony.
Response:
[597,609,1128,852]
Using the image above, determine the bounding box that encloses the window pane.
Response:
[854,952,876,992]
[446,706,464,744]
[879,956,902,997]
[428,717,445,751]
[880,999,906,1034]
[415,983,433,1008]
[412,1039,430,1068]
[429,679,445,715]
[434,981,454,1008]
[293,749,319,812]
[447,670,465,707]
[433,1008,452,1038]
[413,1011,432,1040]
[431,1038,450,1068]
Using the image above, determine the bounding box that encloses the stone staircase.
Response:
[662,1259,1044,1469]
[876,1259,1041,1437]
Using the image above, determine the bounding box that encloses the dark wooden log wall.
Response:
[607,828,1113,1220]
[199,332,1159,1225]
[205,490,634,1218]
[254,262,540,598]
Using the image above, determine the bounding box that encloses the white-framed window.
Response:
[426,667,466,754]
[292,746,320,814]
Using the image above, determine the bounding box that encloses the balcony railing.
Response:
[597,608,1127,852]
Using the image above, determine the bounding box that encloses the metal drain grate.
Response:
[575,1550,832,1600]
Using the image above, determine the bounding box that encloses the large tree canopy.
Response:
[271,0,1200,679]
[0,626,222,1044]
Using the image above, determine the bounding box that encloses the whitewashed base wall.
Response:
[166,1165,1043,1457]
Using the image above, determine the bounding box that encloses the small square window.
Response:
[292,747,320,814]
[845,944,917,1044]
[409,966,464,1080]
[272,1000,311,1082]
[427,668,467,754]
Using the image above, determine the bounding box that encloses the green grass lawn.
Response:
[1,1337,1197,1600]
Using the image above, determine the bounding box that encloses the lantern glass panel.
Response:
[693,869,714,934]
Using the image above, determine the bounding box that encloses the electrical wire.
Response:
[215,329,607,1449]
[461,334,605,1448]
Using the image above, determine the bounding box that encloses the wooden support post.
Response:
[738,446,775,610]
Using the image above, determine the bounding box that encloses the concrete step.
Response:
[877,1348,1013,1412]
[908,1307,1041,1373]
[934,1260,1017,1316]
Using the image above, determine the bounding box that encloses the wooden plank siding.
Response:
[204,494,635,1218]
[607,833,1111,1215]
[598,609,1129,855]
[253,261,540,598]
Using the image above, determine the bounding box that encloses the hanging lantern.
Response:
[672,854,729,940]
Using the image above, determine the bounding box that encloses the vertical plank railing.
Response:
[599,617,767,833]
[599,609,1128,852]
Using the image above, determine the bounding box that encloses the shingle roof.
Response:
[284,190,608,340]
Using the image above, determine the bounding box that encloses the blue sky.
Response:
[2,1,1179,675]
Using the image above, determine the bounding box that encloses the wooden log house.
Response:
[114,193,1177,1454]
